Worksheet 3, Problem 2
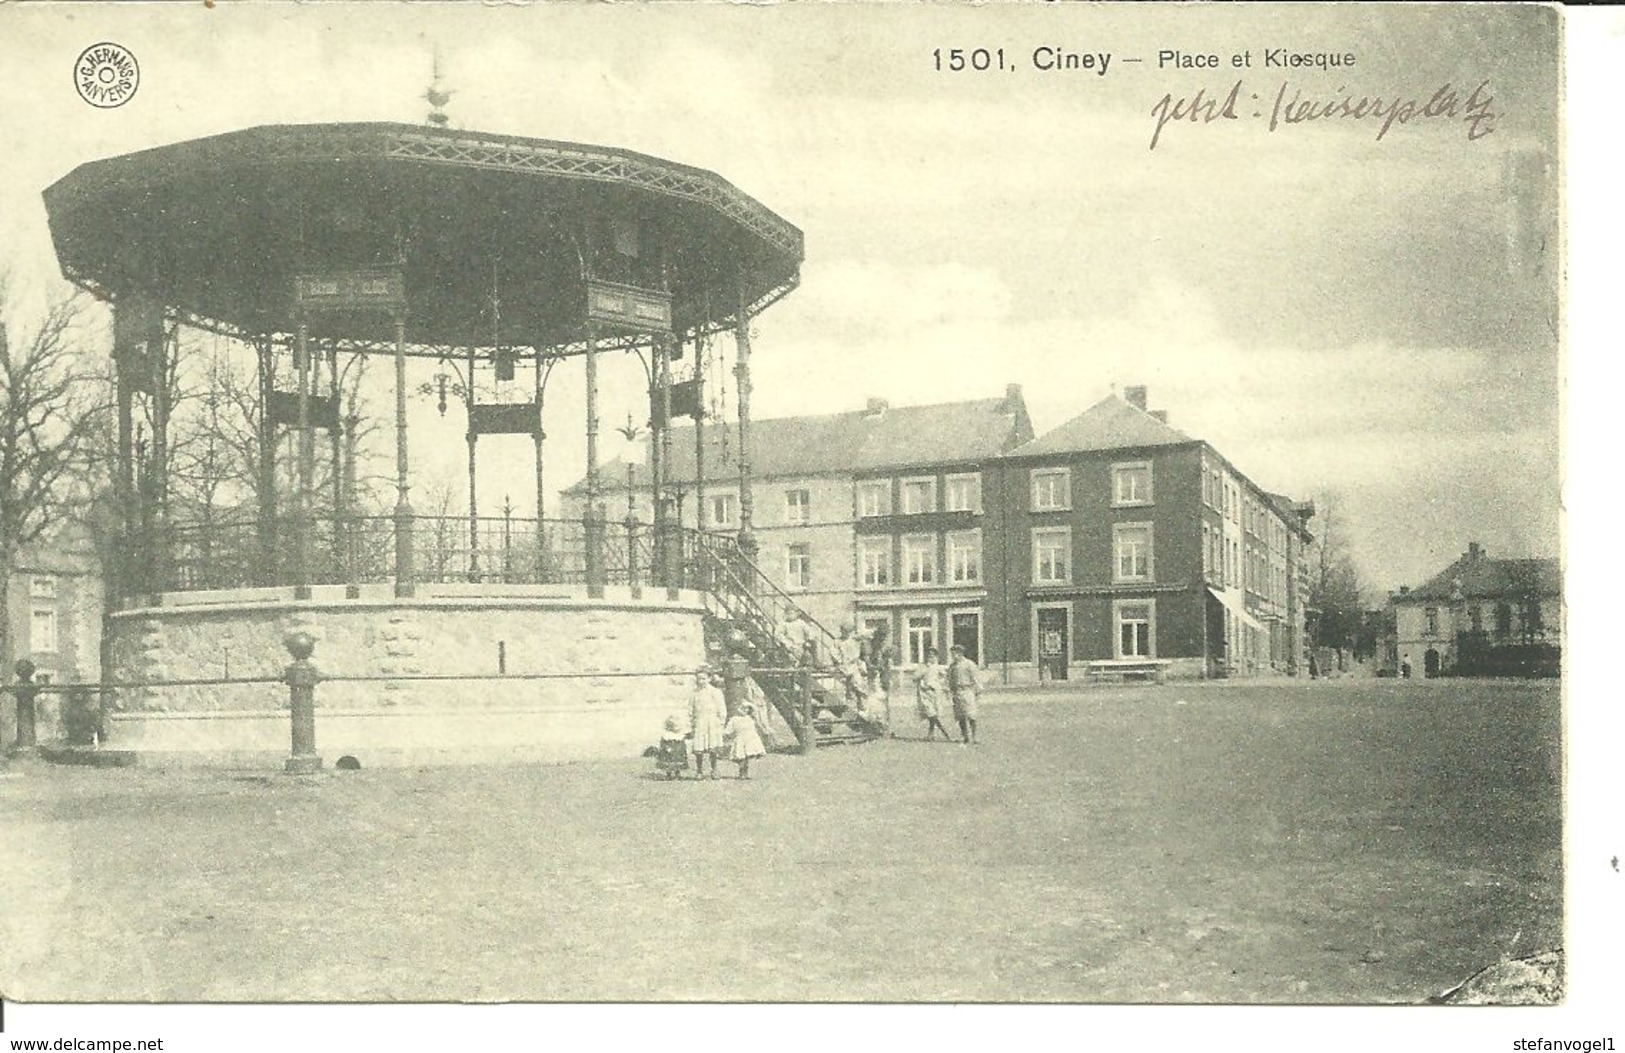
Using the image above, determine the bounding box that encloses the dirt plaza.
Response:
[0,677,1561,1003]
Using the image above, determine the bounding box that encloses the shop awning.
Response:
[1206,586,1265,633]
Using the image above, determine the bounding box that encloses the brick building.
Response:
[982,387,1314,682]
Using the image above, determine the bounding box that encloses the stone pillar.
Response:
[393,315,415,597]
[8,659,38,755]
[294,319,314,600]
[282,632,322,773]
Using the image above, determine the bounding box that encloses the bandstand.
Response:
[42,121,805,765]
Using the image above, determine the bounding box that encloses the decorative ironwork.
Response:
[383,129,804,259]
[294,269,406,313]
[468,401,539,436]
[585,279,673,333]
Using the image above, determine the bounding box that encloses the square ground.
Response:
[0,677,1562,1002]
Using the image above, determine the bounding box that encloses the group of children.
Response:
[911,644,981,745]
[654,639,981,779]
[654,665,768,780]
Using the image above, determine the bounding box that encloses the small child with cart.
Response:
[654,714,690,779]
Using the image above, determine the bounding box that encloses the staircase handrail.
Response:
[693,531,845,662]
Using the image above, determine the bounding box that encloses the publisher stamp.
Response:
[74,42,139,108]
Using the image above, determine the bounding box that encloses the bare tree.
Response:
[1307,490,1364,671]
[0,276,107,676]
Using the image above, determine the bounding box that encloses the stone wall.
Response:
[105,584,708,765]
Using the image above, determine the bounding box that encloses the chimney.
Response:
[1467,541,1482,561]
[1149,409,1169,424]
[865,397,888,417]
[1123,385,1148,411]
[1004,383,1023,410]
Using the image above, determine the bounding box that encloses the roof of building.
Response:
[1401,549,1562,603]
[1003,394,1194,458]
[564,389,1032,493]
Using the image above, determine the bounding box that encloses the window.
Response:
[30,608,58,654]
[1112,462,1152,506]
[1495,603,1513,637]
[900,477,936,515]
[784,489,811,524]
[948,530,982,584]
[1116,601,1154,658]
[1469,605,1483,633]
[905,613,936,666]
[1523,600,1545,637]
[1030,468,1070,511]
[902,534,936,585]
[858,537,892,587]
[1033,528,1071,584]
[945,473,981,513]
[1114,524,1152,582]
[1425,607,1440,637]
[856,481,891,518]
[786,543,811,589]
[30,576,56,600]
[708,493,738,529]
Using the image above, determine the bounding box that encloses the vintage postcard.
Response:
[0,0,1605,1047]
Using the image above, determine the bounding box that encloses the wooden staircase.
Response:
[689,534,885,749]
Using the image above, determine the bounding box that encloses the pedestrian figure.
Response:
[913,646,954,741]
[724,701,768,779]
[654,715,690,779]
[834,622,869,707]
[689,666,728,779]
[948,644,981,745]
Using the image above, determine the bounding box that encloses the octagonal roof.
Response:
[43,122,804,350]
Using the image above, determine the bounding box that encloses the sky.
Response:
[0,3,1562,597]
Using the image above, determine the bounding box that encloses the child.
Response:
[914,647,954,741]
[654,715,690,779]
[724,701,767,779]
[690,667,727,779]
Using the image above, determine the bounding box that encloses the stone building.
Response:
[1393,543,1561,677]
[563,386,1034,635]
[3,530,104,743]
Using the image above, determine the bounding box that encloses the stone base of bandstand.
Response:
[104,583,708,768]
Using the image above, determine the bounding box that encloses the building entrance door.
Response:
[1037,607,1068,681]
[950,611,981,665]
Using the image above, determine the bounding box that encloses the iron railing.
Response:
[157,514,684,595]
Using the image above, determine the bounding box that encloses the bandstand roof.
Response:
[42,122,804,355]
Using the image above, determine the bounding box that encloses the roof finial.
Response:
[425,46,453,128]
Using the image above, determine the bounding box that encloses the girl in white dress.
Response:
[723,701,768,779]
[689,668,728,779]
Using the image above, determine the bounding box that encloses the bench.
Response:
[1084,659,1172,684]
